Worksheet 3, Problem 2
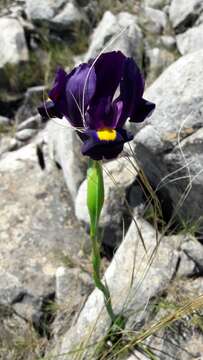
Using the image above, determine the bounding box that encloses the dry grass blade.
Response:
[113,295,203,358]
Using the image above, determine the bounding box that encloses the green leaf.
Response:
[87,160,104,237]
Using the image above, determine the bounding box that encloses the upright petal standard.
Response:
[38,51,155,160]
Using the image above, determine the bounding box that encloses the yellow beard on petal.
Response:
[97,128,117,141]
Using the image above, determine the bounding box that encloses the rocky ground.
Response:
[1,0,203,359]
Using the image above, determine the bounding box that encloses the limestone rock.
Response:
[0,129,89,302]
[0,116,11,126]
[15,128,37,141]
[144,0,170,9]
[26,0,89,34]
[47,119,87,199]
[139,6,168,35]
[181,239,203,271]
[53,216,179,359]
[84,11,143,66]
[134,50,203,225]
[0,17,28,69]
[146,46,177,84]
[25,0,66,22]
[15,86,46,124]
[176,24,203,55]
[51,2,88,31]
[169,0,203,32]
[0,272,24,305]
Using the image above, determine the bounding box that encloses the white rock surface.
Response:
[0,17,28,68]
[54,216,179,359]
[169,0,203,32]
[25,0,66,21]
[134,50,203,225]
[84,11,143,65]
[176,24,203,54]
[140,6,167,34]
[144,0,170,9]
[52,2,86,30]
[47,119,87,199]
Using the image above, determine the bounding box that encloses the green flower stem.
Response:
[87,160,116,323]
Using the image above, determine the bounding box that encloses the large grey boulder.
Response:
[176,24,203,55]
[0,272,24,305]
[0,129,89,314]
[144,0,170,9]
[47,119,87,199]
[0,17,28,69]
[51,2,87,31]
[53,216,179,359]
[145,46,177,84]
[25,0,66,21]
[134,50,203,226]
[169,0,203,32]
[26,0,88,32]
[139,6,167,35]
[84,11,143,66]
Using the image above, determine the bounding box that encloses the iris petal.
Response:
[87,97,112,130]
[92,51,126,102]
[130,98,156,123]
[66,63,96,127]
[81,128,133,160]
[118,57,145,127]
[38,100,63,120]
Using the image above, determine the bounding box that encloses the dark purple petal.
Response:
[86,97,112,130]
[118,57,145,127]
[91,51,126,103]
[49,67,68,102]
[81,128,133,160]
[48,68,73,123]
[38,100,63,120]
[130,98,156,123]
[66,63,96,127]
[87,98,124,130]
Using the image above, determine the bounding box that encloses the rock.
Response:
[139,6,168,35]
[134,50,203,225]
[150,278,203,360]
[0,135,18,156]
[26,0,89,35]
[144,0,170,9]
[17,114,41,131]
[75,157,138,248]
[53,216,179,359]
[53,266,93,336]
[25,0,66,22]
[160,35,176,50]
[177,252,196,277]
[15,85,46,124]
[176,24,203,55]
[0,17,28,69]
[51,2,88,32]
[0,116,11,126]
[181,239,203,271]
[145,46,177,84]
[84,11,143,66]
[169,0,203,33]
[0,272,24,305]
[47,119,87,200]
[15,128,37,141]
[0,129,90,306]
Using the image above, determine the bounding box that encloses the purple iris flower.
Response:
[38,51,155,160]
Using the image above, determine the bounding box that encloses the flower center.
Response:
[97,128,117,141]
